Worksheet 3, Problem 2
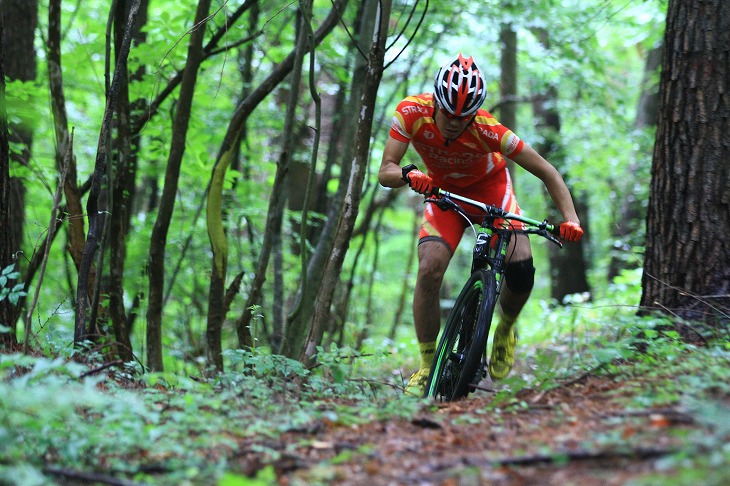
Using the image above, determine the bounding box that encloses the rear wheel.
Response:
[425,270,498,401]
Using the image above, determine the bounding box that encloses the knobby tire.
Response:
[425,269,498,401]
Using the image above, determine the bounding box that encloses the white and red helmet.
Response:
[433,54,487,117]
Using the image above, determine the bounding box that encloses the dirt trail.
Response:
[230,371,704,485]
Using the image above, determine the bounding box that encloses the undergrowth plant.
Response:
[1,273,727,485]
[0,343,418,485]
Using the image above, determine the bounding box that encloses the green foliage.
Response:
[3,280,728,484]
[0,265,26,307]
[0,342,422,484]
[14,0,668,376]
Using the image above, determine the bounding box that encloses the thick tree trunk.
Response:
[0,0,37,347]
[0,4,12,347]
[640,0,730,326]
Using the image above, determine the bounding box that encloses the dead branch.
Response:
[492,445,676,467]
[42,466,139,486]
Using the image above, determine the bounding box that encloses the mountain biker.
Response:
[378,54,584,396]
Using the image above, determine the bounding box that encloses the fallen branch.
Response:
[43,466,139,486]
[599,407,696,424]
[79,359,123,379]
[492,445,676,467]
[561,362,609,388]
[470,383,496,393]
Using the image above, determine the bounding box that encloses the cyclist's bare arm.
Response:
[378,137,410,188]
[511,144,581,225]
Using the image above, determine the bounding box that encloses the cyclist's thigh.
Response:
[419,202,467,254]
[507,234,532,262]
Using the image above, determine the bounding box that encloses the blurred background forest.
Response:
[0,0,713,372]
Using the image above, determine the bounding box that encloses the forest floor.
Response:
[5,330,729,486]
[230,359,728,486]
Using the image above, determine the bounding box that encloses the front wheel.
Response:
[425,269,498,401]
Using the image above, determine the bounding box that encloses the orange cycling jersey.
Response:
[389,93,524,194]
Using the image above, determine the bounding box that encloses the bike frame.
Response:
[432,187,560,278]
[423,188,562,400]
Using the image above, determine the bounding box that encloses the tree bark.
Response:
[499,23,517,181]
[641,0,730,327]
[75,0,141,346]
[146,0,210,371]
[282,1,365,358]
[107,0,147,364]
[48,0,85,272]
[531,86,591,302]
[0,2,13,347]
[300,0,392,363]
[230,0,350,352]
[0,0,37,347]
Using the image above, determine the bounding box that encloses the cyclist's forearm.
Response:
[545,178,580,224]
[512,146,581,224]
[379,137,411,188]
[378,161,408,188]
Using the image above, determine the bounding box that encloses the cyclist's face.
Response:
[434,106,474,140]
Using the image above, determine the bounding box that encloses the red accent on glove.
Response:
[407,170,434,195]
[559,221,584,242]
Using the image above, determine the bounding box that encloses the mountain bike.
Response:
[405,174,564,402]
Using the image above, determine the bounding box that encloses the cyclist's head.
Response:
[433,54,487,117]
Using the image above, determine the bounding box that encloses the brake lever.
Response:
[545,231,563,248]
[428,197,452,211]
[536,221,564,248]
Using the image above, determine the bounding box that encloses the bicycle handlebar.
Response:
[402,164,563,247]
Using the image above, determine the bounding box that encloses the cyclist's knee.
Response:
[509,234,532,260]
[504,257,535,294]
[417,238,451,281]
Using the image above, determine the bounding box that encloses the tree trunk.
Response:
[269,6,308,361]
[499,24,517,181]
[282,1,365,358]
[0,4,12,347]
[607,44,662,281]
[229,0,350,352]
[146,0,210,371]
[300,0,392,363]
[206,147,232,371]
[0,0,37,347]
[107,0,146,364]
[48,0,85,273]
[74,1,141,346]
[640,0,730,327]
[531,85,591,302]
